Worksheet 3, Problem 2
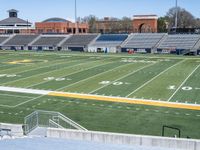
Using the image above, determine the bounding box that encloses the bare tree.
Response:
[82,15,98,33]
[166,7,196,28]
[121,17,132,33]
[195,18,200,27]
[108,17,121,33]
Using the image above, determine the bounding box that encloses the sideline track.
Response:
[0,86,200,111]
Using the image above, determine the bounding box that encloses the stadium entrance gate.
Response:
[24,110,87,135]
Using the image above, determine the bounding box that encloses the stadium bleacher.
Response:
[3,34,39,46]
[121,33,166,53]
[157,34,200,54]
[61,34,98,51]
[1,33,200,54]
[0,36,9,45]
[96,34,128,42]
[158,34,200,50]
[88,34,128,53]
[32,36,66,46]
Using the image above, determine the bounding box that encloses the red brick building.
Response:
[133,15,158,33]
[95,15,158,33]
[35,18,88,34]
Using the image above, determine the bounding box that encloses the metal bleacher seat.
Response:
[32,36,65,46]
[62,34,98,47]
[96,34,128,42]
[3,35,39,46]
[0,36,9,45]
[122,33,165,49]
[158,34,200,49]
[90,34,128,47]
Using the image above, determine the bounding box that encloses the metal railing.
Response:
[24,110,87,135]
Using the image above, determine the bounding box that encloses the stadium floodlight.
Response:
[175,0,178,32]
[75,0,77,24]
[75,0,78,34]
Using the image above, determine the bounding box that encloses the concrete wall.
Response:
[47,128,200,150]
[0,123,23,137]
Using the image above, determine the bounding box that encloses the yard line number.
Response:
[99,81,131,86]
[167,85,200,91]
[0,74,20,78]
[43,77,72,81]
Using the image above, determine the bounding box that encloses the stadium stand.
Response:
[121,33,166,53]
[3,34,39,47]
[96,34,128,42]
[2,34,39,50]
[32,37,65,46]
[31,35,67,50]
[61,34,98,51]
[1,33,200,54]
[0,36,10,45]
[157,34,200,54]
[88,34,128,53]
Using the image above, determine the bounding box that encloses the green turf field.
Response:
[0,51,200,139]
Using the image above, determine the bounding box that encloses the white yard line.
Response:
[0,104,14,108]
[3,50,200,60]
[51,61,120,91]
[3,60,111,107]
[0,59,66,73]
[125,60,185,98]
[0,61,113,107]
[14,95,46,108]
[89,62,156,94]
[0,93,34,99]
[1,60,94,86]
[167,64,200,101]
[0,86,51,108]
[0,59,77,75]
[0,58,114,108]
[21,51,187,60]
[26,60,113,88]
[0,85,199,109]
[0,86,51,95]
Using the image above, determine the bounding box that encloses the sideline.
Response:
[0,86,199,110]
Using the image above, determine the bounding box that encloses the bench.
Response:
[0,128,12,138]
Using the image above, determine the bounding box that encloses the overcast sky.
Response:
[1,0,200,22]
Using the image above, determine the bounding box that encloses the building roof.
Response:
[7,9,18,13]
[43,18,71,23]
[0,17,32,25]
[133,15,158,20]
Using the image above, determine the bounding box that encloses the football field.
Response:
[0,51,200,139]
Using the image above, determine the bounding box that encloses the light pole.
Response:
[75,0,77,23]
[75,0,78,34]
[175,0,178,32]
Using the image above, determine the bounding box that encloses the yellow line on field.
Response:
[48,92,200,111]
